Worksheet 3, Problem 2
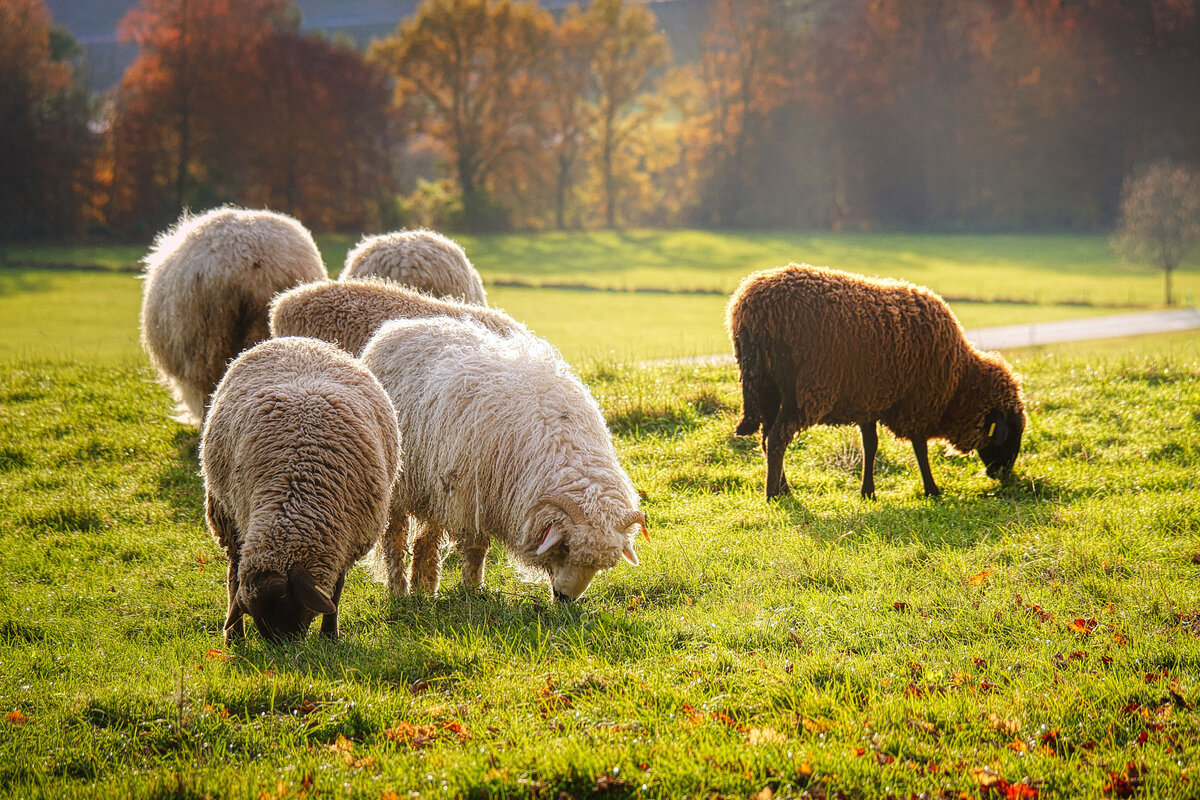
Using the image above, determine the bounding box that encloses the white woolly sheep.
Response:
[269,277,527,357]
[200,336,401,643]
[360,317,646,602]
[339,229,487,305]
[726,263,1026,499]
[140,206,328,426]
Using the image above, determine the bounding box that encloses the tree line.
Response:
[2,0,1198,239]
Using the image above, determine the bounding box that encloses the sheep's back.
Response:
[201,337,401,582]
[340,230,487,305]
[363,320,619,543]
[728,264,971,432]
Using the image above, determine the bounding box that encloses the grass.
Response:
[2,233,1199,797]
[2,337,1199,799]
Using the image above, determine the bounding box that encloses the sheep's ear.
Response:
[622,543,640,566]
[289,565,336,615]
[984,410,1009,447]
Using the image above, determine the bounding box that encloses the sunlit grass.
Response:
[1,334,1198,798]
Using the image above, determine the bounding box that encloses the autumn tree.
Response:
[582,0,671,229]
[0,0,94,239]
[689,0,798,227]
[1112,160,1200,307]
[540,5,601,230]
[370,0,554,231]
[243,30,397,231]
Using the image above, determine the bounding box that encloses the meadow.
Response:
[1,232,1199,799]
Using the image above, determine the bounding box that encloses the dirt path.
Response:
[653,308,1200,367]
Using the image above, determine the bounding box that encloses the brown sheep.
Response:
[726,263,1025,499]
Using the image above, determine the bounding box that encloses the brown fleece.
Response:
[725,264,1024,491]
[269,277,527,357]
[200,337,402,609]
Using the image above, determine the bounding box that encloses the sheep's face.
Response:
[977,407,1025,479]
[225,565,336,643]
[525,494,646,603]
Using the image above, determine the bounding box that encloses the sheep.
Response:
[139,206,328,426]
[726,263,1026,499]
[359,317,646,602]
[269,277,527,357]
[339,229,487,306]
[199,336,401,643]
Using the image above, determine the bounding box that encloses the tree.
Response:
[541,5,601,229]
[583,0,671,229]
[1111,160,1200,307]
[0,0,94,239]
[370,0,554,231]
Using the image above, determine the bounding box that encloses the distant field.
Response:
[5,230,1195,365]
[6,230,1198,308]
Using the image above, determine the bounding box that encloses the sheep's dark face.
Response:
[977,408,1025,479]
[226,566,336,643]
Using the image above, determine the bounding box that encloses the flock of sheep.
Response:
[139,206,1025,643]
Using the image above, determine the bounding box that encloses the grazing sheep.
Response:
[360,317,645,602]
[139,206,328,426]
[200,336,401,643]
[726,263,1025,499]
[339,229,487,306]
[269,277,527,357]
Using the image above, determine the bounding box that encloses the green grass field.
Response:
[2,233,1199,798]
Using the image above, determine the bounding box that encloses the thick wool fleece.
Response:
[726,263,1024,452]
[200,336,401,601]
[360,318,642,596]
[140,206,328,426]
[269,277,527,357]
[339,229,487,306]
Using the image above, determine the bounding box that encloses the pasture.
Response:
[1,233,1198,798]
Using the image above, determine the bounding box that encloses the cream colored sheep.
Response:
[269,277,526,357]
[339,229,486,305]
[200,336,401,643]
[360,317,645,602]
[139,206,328,426]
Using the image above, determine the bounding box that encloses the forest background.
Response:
[4,0,1199,240]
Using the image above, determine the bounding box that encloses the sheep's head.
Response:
[977,406,1025,479]
[224,564,336,643]
[524,493,646,602]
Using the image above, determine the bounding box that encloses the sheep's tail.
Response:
[732,327,764,437]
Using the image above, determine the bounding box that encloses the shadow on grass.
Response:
[767,470,1071,550]
[151,427,204,525]
[0,269,54,297]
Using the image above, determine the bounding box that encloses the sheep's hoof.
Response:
[924,487,942,499]
[861,490,876,501]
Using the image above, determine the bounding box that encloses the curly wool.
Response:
[269,277,527,357]
[139,206,328,426]
[360,318,642,594]
[200,336,401,599]
[339,229,486,305]
[726,263,1022,449]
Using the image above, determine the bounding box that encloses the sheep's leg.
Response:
[764,417,796,499]
[382,509,412,597]
[911,437,942,498]
[461,543,488,590]
[860,421,878,500]
[319,572,346,640]
[207,493,244,642]
[412,528,448,595]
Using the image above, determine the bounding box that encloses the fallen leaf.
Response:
[1068,618,1098,635]
[968,569,995,586]
[1006,738,1028,753]
[1103,762,1144,798]
[893,601,909,612]
[204,649,231,661]
[384,721,439,748]
[969,765,1003,788]
[751,788,774,800]
[6,710,28,725]
[988,713,1021,735]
